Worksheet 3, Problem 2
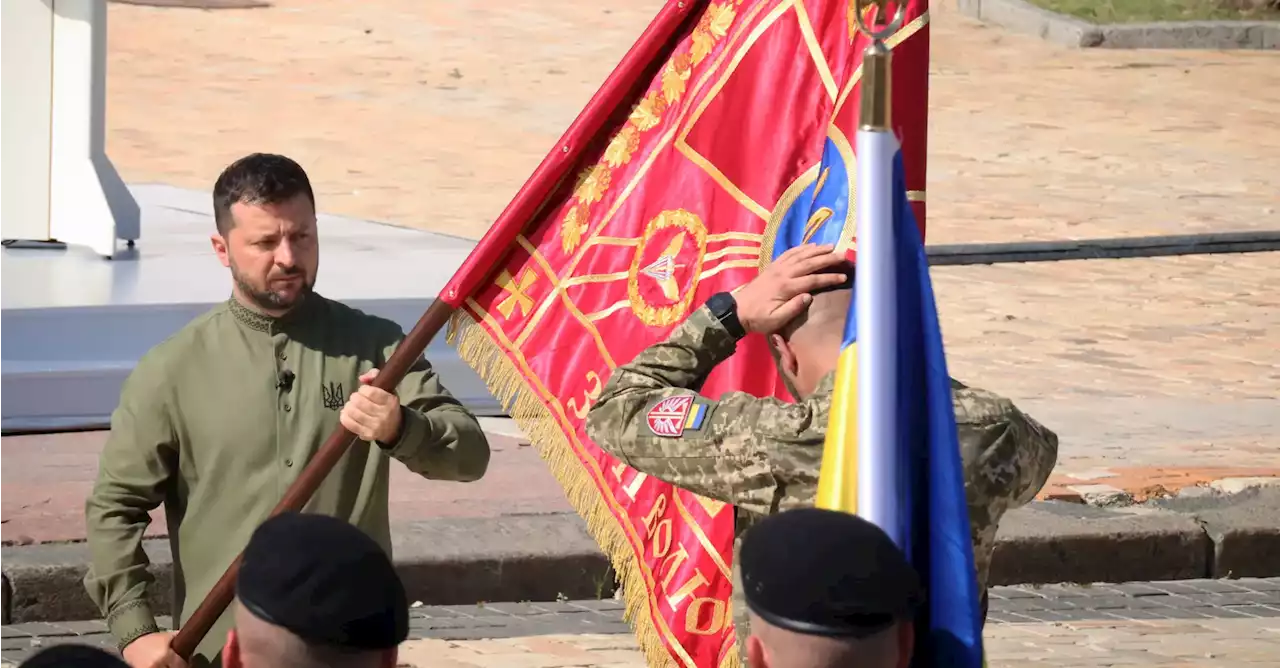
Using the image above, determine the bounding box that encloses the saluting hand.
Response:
[735,243,847,334]
[340,369,404,444]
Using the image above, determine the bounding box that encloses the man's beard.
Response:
[231,263,314,313]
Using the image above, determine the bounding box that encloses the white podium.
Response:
[2,0,139,258]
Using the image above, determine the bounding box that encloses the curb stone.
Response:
[1153,486,1280,579]
[5,491,1280,624]
[957,0,1280,49]
[989,502,1209,585]
[1,515,613,625]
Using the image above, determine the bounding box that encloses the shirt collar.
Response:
[227,292,322,334]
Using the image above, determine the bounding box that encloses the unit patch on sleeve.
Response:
[645,394,710,438]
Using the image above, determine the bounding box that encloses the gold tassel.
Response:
[448,311,710,668]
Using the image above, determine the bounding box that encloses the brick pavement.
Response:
[5,579,1279,666]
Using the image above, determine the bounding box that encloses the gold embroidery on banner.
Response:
[760,163,820,270]
[793,0,838,101]
[566,370,603,420]
[586,299,633,323]
[495,269,538,319]
[702,245,760,263]
[517,235,559,283]
[561,205,590,254]
[585,235,642,248]
[699,258,759,281]
[662,53,694,102]
[686,597,729,636]
[604,127,641,168]
[675,0,795,222]
[907,189,926,202]
[673,494,732,578]
[517,0,770,349]
[556,1,739,257]
[628,210,709,327]
[676,145,773,220]
[801,208,834,243]
[707,231,763,243]
[564,271,632,288]
[694,495,727,518]
[693,2,737,64]
[574,164,612,204]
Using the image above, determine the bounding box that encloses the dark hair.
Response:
[20,643,128,668]
[212,153,315,236]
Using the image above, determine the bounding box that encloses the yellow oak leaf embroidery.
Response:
[573,164,612,205]
[604,126,640,168]
[661,53,692,103]
[629,91,666,131]
[693,3,735,63]
[560,204,589,254]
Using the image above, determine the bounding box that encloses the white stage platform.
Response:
[1,184,502,432]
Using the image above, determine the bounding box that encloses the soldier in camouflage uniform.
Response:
[584,244,1058,663]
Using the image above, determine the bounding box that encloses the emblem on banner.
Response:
[645,394,708,437]
[628,210,708,327]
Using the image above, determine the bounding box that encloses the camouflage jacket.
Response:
[584,304,1059,659]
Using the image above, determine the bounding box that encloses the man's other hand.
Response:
[121,631,185,668]
[736,243,847,334]
[340,369,404,444]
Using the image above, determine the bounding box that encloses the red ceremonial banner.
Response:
[442,1,929,666]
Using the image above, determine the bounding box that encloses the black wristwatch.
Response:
[705,292,746,341]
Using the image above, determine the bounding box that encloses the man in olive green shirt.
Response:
[84,153,491,668]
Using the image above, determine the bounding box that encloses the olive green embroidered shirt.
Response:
[84,294,490,665]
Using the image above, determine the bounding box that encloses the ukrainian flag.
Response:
[771,124,985,666]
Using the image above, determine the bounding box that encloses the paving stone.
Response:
[1183,579,1255,594]
[50,620,108,636]
[1223,605,1280,618]
[1108,582,1179,597]
[6,624,75,638]
[1102,608,1173,621]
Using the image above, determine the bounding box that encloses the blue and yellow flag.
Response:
[771,128,984,667]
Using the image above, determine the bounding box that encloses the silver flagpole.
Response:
[853,0,907,544]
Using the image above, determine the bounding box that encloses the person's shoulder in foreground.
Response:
[223,512,408,668]
[20,644,130,668]
[740,507,922,668]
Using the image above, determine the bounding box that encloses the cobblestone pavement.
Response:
[4,579,1279,666]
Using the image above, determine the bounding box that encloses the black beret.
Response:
[21,644,128,668]
[740,508,923,638]
[236,512,408,650]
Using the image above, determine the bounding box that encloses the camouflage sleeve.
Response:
[585,306,826,515]
[952,378,1060,589]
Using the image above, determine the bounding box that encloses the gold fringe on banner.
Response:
[448,311,735,668]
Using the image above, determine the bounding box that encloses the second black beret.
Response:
[236,512,408,651]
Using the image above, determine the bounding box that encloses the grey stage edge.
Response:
[0,183,502,433]
[6,488,1280,625]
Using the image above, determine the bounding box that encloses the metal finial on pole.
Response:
[853,0,904,132]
